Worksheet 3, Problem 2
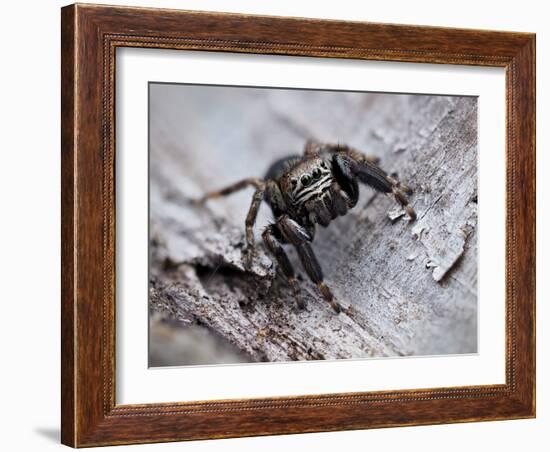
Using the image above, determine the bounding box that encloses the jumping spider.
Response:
[197,141,416,313]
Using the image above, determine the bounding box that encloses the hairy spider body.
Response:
[197,141,416,313]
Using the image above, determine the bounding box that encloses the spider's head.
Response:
[280,157,333,205]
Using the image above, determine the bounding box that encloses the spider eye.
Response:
[312,168,322,179]
[301,174,312,186]
[291,178,298,188]
[320,161,328,169]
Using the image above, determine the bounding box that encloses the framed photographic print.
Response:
[61,3,536,447]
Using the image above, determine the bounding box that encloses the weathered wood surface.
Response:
[149,84,478,363]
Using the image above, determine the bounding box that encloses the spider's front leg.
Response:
[307,140,380,164]
[277,215,342,313]
[333,151,416,221]
[262,225,305,309]
[195,177,266,267]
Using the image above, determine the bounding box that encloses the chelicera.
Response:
[196,141,416,313]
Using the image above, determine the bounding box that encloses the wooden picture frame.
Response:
[61,3,535,447]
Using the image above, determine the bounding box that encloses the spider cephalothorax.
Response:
[197,140,416,313]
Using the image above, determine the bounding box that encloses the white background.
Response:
[0,0,546,451]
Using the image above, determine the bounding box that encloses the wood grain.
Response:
[149,89,478,362]
[61,3,535,447]
[60,5,76,446]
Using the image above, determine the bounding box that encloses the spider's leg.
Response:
[345,146,380,165]
[195,177,265,203]
[262,225,304,309]
[319,143,380,164]
[329,182,352,216]
[333,153,416,220]
[330,153,359,207]
[304,139,322,156]
[386,174,413,195]
[295,242,341,314]
[242,182,266,266]
[305,198,333,226]
[195,177,266,266]
[277,215,342,313]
